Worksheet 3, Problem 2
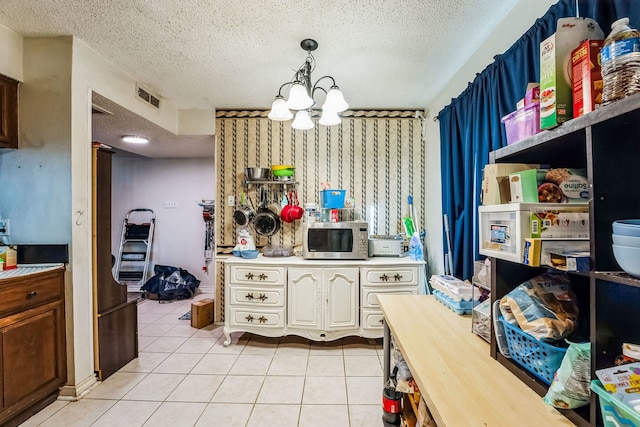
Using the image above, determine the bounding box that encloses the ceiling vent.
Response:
[136,83,161,109]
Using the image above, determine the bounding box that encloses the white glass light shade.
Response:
[268,98,293,121]
[122,135,149,144]
[286,83,314,110]
[319,109,341,126]
[291,110,314,130]
[322,87,348,112]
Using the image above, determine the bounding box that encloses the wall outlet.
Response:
[0,219,9,236]
[163,200,178,209]
[227,195,235,206]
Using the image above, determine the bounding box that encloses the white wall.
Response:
[111,155,216,292]
[422,0,558,276]
[0,24,22,80]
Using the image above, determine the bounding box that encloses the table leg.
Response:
[383,318,391,385]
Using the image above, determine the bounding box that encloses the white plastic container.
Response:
[304,202,320,222]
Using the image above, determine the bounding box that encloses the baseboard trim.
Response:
[58,374,98,401]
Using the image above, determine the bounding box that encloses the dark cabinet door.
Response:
[0,75,18,149]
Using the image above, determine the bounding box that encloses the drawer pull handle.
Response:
[27,291,38,298]
[245,273,254,280]
[258,316,267,323]
[245,315,254,323]
[379,274,389,282]
[258,293,268,302]
[394,274,403,281]
[379,319,384,324]
[258,273,267,281]
[245,293,255,300]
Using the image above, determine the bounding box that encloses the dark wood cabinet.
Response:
[487,93,640,426]
[0,74,18,149]
[92,146,138,380]
[0,268,66,426]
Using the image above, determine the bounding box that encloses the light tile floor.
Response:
[19,293,384,427]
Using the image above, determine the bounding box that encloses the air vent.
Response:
[136,83,161,109]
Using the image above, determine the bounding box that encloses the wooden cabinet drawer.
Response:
[229,286,284,307]
[361,286,418,309]
[229,308,285,328]
[229,266,285,285]
[361,308,384,330]
[0,273,63,316]
[362,267,419,285]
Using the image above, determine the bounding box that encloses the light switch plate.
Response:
[0,219,9,236]
[164,200,178,209]
[227,195,235,206]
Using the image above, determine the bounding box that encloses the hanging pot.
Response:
[289,189,304,221]
[253,188,281,236]
[233,189,255,226]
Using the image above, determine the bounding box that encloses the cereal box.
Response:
[572,39,604,118]
[540,18,603,129]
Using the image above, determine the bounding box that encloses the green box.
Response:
[509,169,547,203]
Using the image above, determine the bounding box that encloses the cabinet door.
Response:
[0,75,18,149]
[1,302,66,409]
[324,268,359,330]
[287,268,321,329]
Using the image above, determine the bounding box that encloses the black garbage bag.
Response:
[141,264,201,300]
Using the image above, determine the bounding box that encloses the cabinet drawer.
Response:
[362,267,419,285]
[229,266,285,285]
[229,286,284,307]
[0,273,62,316]
[361,308,385,330]
[229,308,285,328]
[361,286,418,309]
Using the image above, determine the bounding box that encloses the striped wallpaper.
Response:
[213,110,425,321]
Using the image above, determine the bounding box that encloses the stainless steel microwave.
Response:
[302,221,369,260]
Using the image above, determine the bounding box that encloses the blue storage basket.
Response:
[321,190,346,208]
[498,316,567,385]
[591,380,640,427]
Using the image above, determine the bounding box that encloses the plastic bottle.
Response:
[601,17,640,104]
[408,233,420,261]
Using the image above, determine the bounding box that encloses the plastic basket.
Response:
[499,316,567,384]
[320,190,346,208]
[591,380,640,427]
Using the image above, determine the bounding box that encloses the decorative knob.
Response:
[258,273,267,281]
[258,293,268,301]
[379,319,384,324]
[27,291,38,298]
[379,274,389,281]
[258,316,267,323]
[394,274,402,281]
[245,272,254,280]
[245,293,255,300]
[245,315,254,322]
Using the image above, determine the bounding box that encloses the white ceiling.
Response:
[0,0,521,157]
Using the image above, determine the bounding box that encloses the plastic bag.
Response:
[544,341,591,409]
[499,271,578,342]
[141,264,201,300]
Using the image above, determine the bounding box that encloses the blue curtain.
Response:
[439,0,640,280]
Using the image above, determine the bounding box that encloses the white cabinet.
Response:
[223,257,423,345]
[288,267,359,339]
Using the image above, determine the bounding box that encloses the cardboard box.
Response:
[572,39,604,118]
[481,163,538,205]
[548,250,591,271]
[523,239,590,266]
[510,168,589,203]
[540,18,603,129]
[509,169,548,203]
[524,82,540,106]
[531,206,589,238]
[191,298,214,329]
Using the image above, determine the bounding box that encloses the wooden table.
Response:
[378,294,575,427]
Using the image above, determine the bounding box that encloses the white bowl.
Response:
[612,234,640,247]
[612,244,640,278]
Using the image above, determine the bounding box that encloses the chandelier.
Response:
[268,39,349,130]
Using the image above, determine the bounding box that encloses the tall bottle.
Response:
[601,17,640,104]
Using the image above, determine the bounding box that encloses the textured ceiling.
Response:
[0,0,520,111]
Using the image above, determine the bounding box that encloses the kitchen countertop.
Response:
[0,264,65,280]
[220,254,424,266]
